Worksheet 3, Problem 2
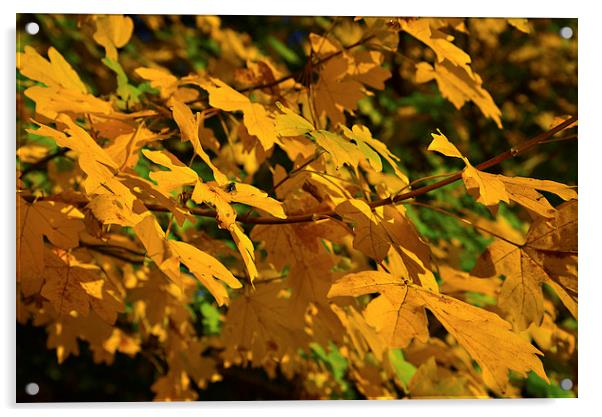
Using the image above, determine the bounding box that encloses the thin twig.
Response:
[20,115,577,226]
[404,201,523,247]
[19,148,69,176]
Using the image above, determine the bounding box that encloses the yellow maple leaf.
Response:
[222,281,304,365]
[328,270,548,393]
[41,249,124,323]
[416,61,502,128]
[170,100,229,185]
[335,199,390,262]
[428,130,576,216]
[168,240,242,306]
[473,200,577,330]
[142,149,199,193]
[401,18,471,69]
[93,15,134,60]
[200,78,278,150]
[17,46,87,93]
[17,47,113,119]
[17,197,85,296]
[135,67,179,99]
[274,102,314,137]
[314,56,364,126]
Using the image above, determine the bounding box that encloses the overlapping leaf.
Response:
[473,200,578,330]
[328,270,548,392]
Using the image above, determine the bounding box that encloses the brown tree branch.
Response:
[19,115,577,226]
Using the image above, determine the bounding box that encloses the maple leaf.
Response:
[346,50,391,90]
[312,130,363,170]
[199,77,278,150]
[328,270,548,393]
[335,199,391,262]
[334,202,436,289]
[416,61,502,128]
[92,15,134,60]
[222,282,306,365]
[229,223,258,284]
[17,46,88,93]
[331,305,385,361]
[28,116,135,204]
[314,56,364,126]
[170,100,228,184]
[428,130,577,216]
[401,18,471,70]
[340,124,409,183]
[135,67,179,99]
[273,102,315,137]
[17,197,85,296]
[401,18,502,128]
[143,148,285,283]
[41,250,124,323]
[142,149,199,193]
[168,240,242,306]
[275,106,407,179]
[17,46,113,119]
[473,200,578,330]
[251,220,346,311]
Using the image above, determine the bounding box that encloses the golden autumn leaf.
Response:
[401,18,471,70]
[135,67,179,99]
[142,147,284,284]
[408,357,474,398]
[416,288,548,393]
[170,100,228,184]
[330,304,386,361]
[17,197,85,296]
[142,149,198,193]
[41,249,124,323]
[199,78,278,150]
[17,46,87,93]
[17,46,113,119]
[251,220,345,311]
[168,240,242,306]
[93,15,134,60]
[328,270,548,393]
[29,116,134,203]
[274,102,314,137]
[416,61,502,128]
[427,129,464,159]
[229,223,258,284]
[328,270,429,348]
[222,282,305,365]
[428,130,577,216]
[312,130,363,169]
[314,56,364,126]
[473,200,577,330]
[335,199,391,262]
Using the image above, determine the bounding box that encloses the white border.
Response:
[2,1,600,416]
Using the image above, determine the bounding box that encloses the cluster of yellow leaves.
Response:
[16,15,577,400]
[400,18,504,128]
